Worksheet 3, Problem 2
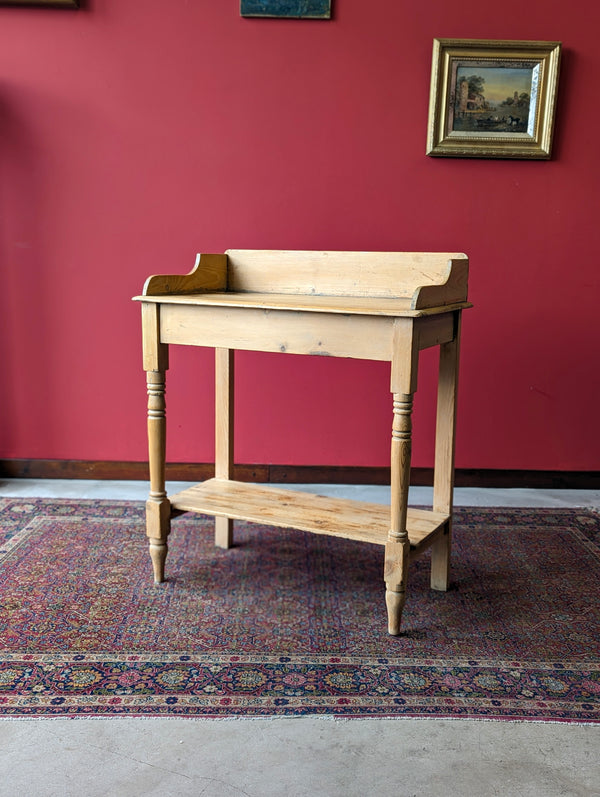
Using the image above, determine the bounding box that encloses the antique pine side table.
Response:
[133,250,470,635]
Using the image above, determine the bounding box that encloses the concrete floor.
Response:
[1,480,599,797]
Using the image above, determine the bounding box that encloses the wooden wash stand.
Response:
[134,250,470,635]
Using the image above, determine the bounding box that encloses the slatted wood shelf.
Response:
[170,479,449,555]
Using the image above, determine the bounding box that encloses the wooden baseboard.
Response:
[0,459,598,489]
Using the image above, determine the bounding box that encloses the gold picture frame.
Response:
[427,38,561,159]
[0,0,79,6]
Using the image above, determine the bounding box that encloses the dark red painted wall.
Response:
[1,0,598,470]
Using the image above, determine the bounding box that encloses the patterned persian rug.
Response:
[1,498,599,721]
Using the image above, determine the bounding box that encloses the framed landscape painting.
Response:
[427,39,562,159]
[241,0,331,18]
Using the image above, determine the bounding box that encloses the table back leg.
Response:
[431,312,462,591]
[215,348,234,548]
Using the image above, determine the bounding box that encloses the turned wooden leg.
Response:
[146,370,171,582]
[385,393,413,635]
[147,501,170,582]
[431,313,461,591]
[215,348,234,548]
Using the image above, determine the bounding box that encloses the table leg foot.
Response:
[146,498,171,582]
[384,538,409,636]
[215,516,233,549]
[385,588,406,636]
[149,540,168,583]
[430,528,451,591]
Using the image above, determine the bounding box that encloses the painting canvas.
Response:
[427,39,562,159]
[241,0,331,18]
[450,63,538,136]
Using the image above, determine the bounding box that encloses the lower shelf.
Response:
[169,479,449,554]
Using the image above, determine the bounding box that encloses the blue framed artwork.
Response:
[0,0,79,5]
[241,1,331,19]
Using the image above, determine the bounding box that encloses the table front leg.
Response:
[146,369,170,582]
[385,393,413,635]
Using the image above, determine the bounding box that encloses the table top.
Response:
[134,291,471,318]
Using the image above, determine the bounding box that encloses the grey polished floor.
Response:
[1,480,599,797]
[2,478,600,508]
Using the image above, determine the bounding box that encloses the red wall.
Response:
[1,0,599,471]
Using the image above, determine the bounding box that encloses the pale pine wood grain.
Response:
[135,291,471,318]
[145,370,170,582]
[226,249,468,308]
[159,303,394,360]
[215,348,234,548]
[138,250,469,310]
[431,315,462,590]
[136,248,469,635]
[170,479,449,550]
[143,253,227,296]
[141,303,169,372]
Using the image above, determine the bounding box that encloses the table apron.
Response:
[416,312,457,350]
[159,304,396,360]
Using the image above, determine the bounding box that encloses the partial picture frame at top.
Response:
[241,0,331,19]
[427,39,562,159]
[0,0,79,6]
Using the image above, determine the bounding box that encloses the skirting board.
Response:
[0,460,598,489]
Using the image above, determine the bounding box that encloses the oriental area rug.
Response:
[0,498,599,722]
